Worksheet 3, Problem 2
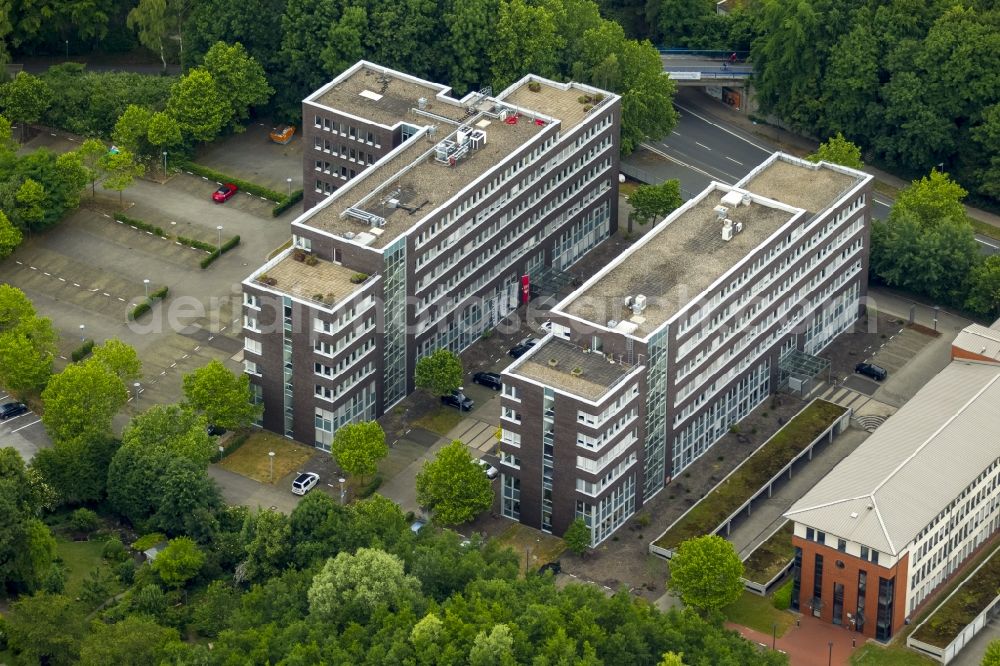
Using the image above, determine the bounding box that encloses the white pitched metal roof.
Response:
[953,323,1000,361]
[785,362,1000,555]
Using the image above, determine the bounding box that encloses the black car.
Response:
[441,390,474,411]
[538,560,562,575]
[0,402,28,420]
[473,371,502,390]
[508,338,540,358]
[855,362,888,381]
[207,424,227,437]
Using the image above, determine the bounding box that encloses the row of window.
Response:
[312,115,381,147]
[577,384,640,428]
[575,453,637,497]
[314,161,358,180]
[314,361,375,403]
[313,137,378,165]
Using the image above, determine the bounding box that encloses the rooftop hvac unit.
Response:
[722,219,734,241]
[470,130,487,150]
[624,295,633,309]
[418,97,427,110]
[607,320,619,329]
[735,220,744,234]
[387,198,400,209]
[343,232,356,240]
[714,204,729,219]
[632,294,647,315]
[741,192,752,206]
[721,190,743,207]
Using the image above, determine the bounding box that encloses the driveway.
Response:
[208,465,301,514]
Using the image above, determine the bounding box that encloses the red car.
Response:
[212,183,238,203]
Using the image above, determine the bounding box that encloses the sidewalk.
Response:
[726,614,862,666]
[674,88,1000,230]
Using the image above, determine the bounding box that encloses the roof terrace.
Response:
[514,337,638,401]
[250,251,367,308]
[303,115,546,249]
[500,79,610,133]
[311,63,469,127]
[560,188,799,337]
[739,156,862,215]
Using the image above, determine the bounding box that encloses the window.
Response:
[861,546,869,560]
[838,538,847,552]
[244,338,262,355]
[807,527,815,541]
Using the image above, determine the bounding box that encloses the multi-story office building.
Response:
[785,360,1000,641]
[500,153,873,543]
[243,61,621,446]
[951,322,1000,364]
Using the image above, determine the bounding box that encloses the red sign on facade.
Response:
[521,274,530,303]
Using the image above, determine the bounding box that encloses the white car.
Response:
[477,459,499,480]
[291,472,320,495]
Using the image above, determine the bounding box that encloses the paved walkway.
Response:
[208,465,300,514]
[727,614,864,666]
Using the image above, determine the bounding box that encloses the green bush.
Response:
[176,235,217,253]
[70,507,101,533]
[213,431,250,462]
[71,338,95,362]
[358,474,383,499]
[116,560,136,585]
[131,533,166,552]
[771,578,793,610]
[149,286,168,301]
[102,537,127,561]
[272,189,304,217]
[220,235,240,253]
[200,249,221,269]
[179,161,284,201]
[129,301,151,320]
[114,212,166,237]
[350,272,369,284]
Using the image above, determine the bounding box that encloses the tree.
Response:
[288,491,358,566]
[5,593,85,665]
[127,0,172,71]
[202,41,273,129]
[275,0,341,118]
[0,448,58,593]
[182,359,261,430]
[146,111,182,173]
[331,421,388,481]
[78,615,182,666]
[307,547,421,621]
[442,0,497,95]
[351,493,407,549]
[240,508,291,582]
[983,639,1000,666]
[491,0,562,90]
[320,7,368,81]
[0,209,22,258]
[0,71,52,141]
[469,624,517,666]
[32,435,119,505]
[807,132,864,169]
[563,518,591,555]
[0,113,14,152]
[966,255,1000,318]
[112,104,153,157]
[0,325,55,397]
[153,536,205,588]
[41,360,128,444]
[659,652,686,666]
[77,138,108,197]
[99,148,144,209]
[15,177,46,229]
[414,348,464,396]
[628,179,682,228]
[107,443,172,527]
[890,169,968,228]
[153,455,223,535]
[668,534,744,615]
[166,67,230,143]
[416,440,494,525]
[0,285,36,332]
[123,403,214,467]
[90,338,142,382]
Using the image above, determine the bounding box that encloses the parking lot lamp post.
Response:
[339,477,346,505]
[828,641,833,666]
[79,324,85,341]
[268,451,275,482]
[65,40,69,59]
[772,623,776,650]
[133,382,140,405]
[287,177,292,197]
[162,151,168,176]
[933,305,940,332]
[216,225,223,251]
[143,279,150,298]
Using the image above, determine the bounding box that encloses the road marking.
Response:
[873,198,891,209]
[15,261,21,265]
[671,131,680,136]
[976,238,999,249]
[118,297,125,302]
[695,141,712,150]
[102,292,110,297]
[43,272,50,276]
[641,142,728,183]
[193,346,200,352]
[30,266,37,270]
[673,102,772,153]
[12,418,41,433]
[58,277,65,282]
[181,354,189,359]
[725,156,743,166]
[169,362,177,368]
[73,283,80,287]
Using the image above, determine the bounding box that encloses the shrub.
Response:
[200,249,221,269]
[292,249,306,262]
[70,508,101,533]
[102,537,127,561]
[179,161,284,201]
[114,212,166,237]
[583,104,593,112]
[272,189,304,217]
[304,254,318,266]
[71,338,95,362]
[220,235,240,253]
[129,301,151,320]
[358,474,383,499]
[177,236,217,253]
[772,578,793,610]
[350,272,369,284]
[149,286,168,301]
[578,95,590,104]
[132,533,167,552]
[528,81,541,92]
[116,560,135,585]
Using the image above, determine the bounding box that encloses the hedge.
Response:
[129,301,151,320]
[221,235,241,253]
[177,235,217,253]
[200,249,221,269]
[71,339,95,362]
[212,431,250,462]
[358,474,383,499]
[150,286,168,301]
[113,212,166,237]
[178,161,284,202]
[200,235,240,269]
[131,533,166,552]
[272,189,304,217]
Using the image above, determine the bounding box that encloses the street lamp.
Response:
[286,177,292,196]
[828,641,833,666]
[143,278,150,298]
[162,151,168,176]
[65,40,69,59]
[933,305,940,332]
[772,622,777,650]
[338,477,346,505]
[79,324,85,341]
[268,451,275,482]
[133,382,140,404]
[216,225,223,251]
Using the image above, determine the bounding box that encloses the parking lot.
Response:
[0,391,49,461]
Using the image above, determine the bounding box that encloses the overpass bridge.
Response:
[659,49,752,86]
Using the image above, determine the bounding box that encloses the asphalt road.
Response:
[640,101,1000,254]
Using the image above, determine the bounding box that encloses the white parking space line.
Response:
[725,156,743,165]
[873,198,891,209]
[695,141,712,150]
[11,418,41,433]
[976,238,999,249]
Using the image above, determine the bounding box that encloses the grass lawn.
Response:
[872,180,901,199]
[722,591,795,637]
[56,538,107,599]
[411,406,464,437]
[742,522,795,584]
[620,180,640,197]
[850,643,937,665]
[494,523,565,576]
[219,430,315,484]
[911,545,1000,648]
[655,400,846,551]
[968,216,1000,241]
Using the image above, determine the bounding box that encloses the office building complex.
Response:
[242,61,621,445]
[500,153,873,543]
[785,361,1000,640]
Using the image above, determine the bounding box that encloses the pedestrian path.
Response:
[810,382,898,432]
